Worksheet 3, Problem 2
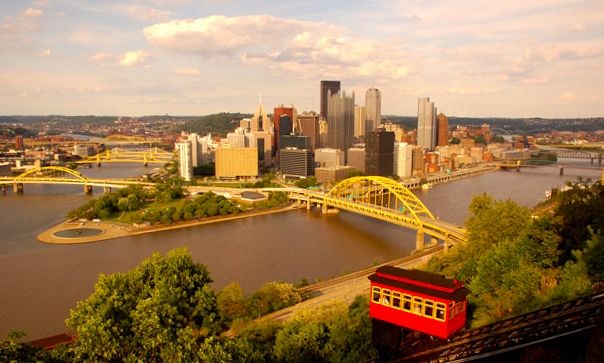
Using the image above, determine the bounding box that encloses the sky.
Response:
[1,0,603,118]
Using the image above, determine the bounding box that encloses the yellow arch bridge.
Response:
[0,166,156,194]
[76,147,174,167]
[287,176,466,251]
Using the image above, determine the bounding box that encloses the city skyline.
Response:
[1,1,603,118]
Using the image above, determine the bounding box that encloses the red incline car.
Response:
[369,266,470,339]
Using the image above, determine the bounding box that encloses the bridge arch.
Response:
[16,166,90,181]
[325,176,435,224]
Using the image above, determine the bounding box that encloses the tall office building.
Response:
[250,100,274,167]
[354,105,367,138]
[417,97,437,150]
[437,113,449,147]
[320,80,340,120]
[365,129,394,176]
[274,105,295,153]
[393,142,413,178]
[365,88,381,132]
[280,148,314,178]
[176,141,193,181]
[280,134,311,150]
[296,111,319,150]
[411,146,425,175]
[327,90,355,151]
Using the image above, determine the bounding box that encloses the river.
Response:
[0,163,601,339]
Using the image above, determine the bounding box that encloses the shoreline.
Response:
[37,165,500,245]
[37,204,300,244]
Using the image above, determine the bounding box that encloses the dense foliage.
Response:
[67,185,151,220]
[67,249,219,362]
[426,181,604,326]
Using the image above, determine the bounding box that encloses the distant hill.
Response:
[384,115,604,134]
[176,112,252,137]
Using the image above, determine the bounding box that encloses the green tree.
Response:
[273,296,375,362]
[450,136,461,144]
[248,282,301,318]
[217,282,249,325]
[0,331,48,363]
[584,230,604,281]
[66,249,219,362]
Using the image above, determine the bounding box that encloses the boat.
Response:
[421,183,433,190]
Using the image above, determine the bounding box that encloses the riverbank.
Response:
[37,204,300,244]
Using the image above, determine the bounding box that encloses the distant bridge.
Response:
[286,176,466,251]
[76,147,174,167]
[0,166,156,193]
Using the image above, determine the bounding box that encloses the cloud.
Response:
[38,49,51,57]
[119,50,151,66]
[174,67,200,75]
[22,7,43,17]
[113,4,171,21]
[144,15,413,81]
[558,92,576,104]
[87,51,151,67]
[0,7,44,46]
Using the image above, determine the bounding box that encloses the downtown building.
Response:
[273,105,296,155]
[393,142,413,178]
[320,80,341,120]
[417,97,437,150]
[365,129,394,176]
[437,113,449,147]
[296,111,320,151]
[327,90,355,152]
[215,146,258,179]
[280,148,314,178]
[365,88,381,133]
[175,141,193,181]
[354,105,367,139]
[347,147,366,174]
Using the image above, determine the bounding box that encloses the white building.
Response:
[417,97,437,150]
[393,142,413,178]
[176,141,193,181]
[315,148,345,168]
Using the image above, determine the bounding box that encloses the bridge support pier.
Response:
[1,185,6,194]
[143,162,148,167]
[321,203,327,214]
[306,199,311,210]
[97,162,102,167]
[559,166,564,176]
[83,185,93,194]
[416,229,425,251]
[103,186,112,193]
[13,183,23,193]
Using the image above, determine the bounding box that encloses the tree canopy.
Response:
[66,249,219,362]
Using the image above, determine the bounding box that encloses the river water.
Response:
[0,163,601,339]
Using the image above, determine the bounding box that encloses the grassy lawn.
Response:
[107,199,188,224]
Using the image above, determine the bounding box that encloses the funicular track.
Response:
[391,291,604,362]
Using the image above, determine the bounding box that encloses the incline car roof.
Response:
[369,266,470,301]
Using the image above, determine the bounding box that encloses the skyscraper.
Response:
[365,129,394,176]
[176,141,192,181]
[365,88,381,132]
[417,97,437,150]
[320,80,340,120]
[327,90,355,151]
[437,113,449,147]
[354,105,366,139]
[273,105,295,153]
[296,111,319,150]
